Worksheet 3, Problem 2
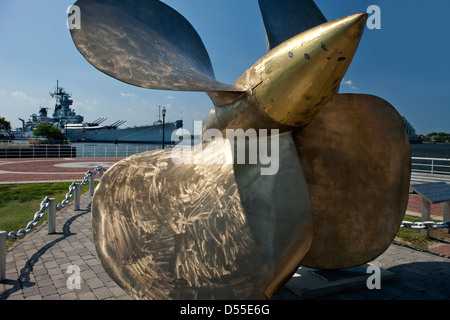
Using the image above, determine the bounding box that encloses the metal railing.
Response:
[0,144,76,158]
[411,157,450,175]
[0,166,105,282]
[0,143,172,158]
[75,144,163,158]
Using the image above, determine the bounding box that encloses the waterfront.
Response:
[72,141,450,159]
[3,141,450,159]
[72,142,164,158]
[410,143,450,159]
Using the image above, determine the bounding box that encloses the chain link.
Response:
[5,167,105,242]
[7,197,50,241]
[401,220,450,230]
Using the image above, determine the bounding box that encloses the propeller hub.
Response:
[248,13,367,128]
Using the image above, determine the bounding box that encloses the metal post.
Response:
[162,108,166,149]
[48,198,57,234]
[74,183,81,211]
[444,201,450,234]
[421,198,432,237]
[99,167,104,179]
[89,171,95,196]
[0,231,6,282]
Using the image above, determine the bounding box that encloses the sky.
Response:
[0,0,449,135]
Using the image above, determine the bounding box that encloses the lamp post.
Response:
[162,107,166,149]
[64,120,68,143]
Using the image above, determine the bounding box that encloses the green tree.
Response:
[33,123,67,143]
[0,116,11,129]
[0,116,12,137]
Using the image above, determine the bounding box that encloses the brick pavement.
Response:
[0,158,122,183]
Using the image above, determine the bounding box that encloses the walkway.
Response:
[0,158,122,184]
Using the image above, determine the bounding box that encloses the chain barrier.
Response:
[5,167,105,242]
[401,220,450,230]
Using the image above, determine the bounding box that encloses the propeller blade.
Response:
[92,134,313,299]
[70,0,240,92]
[293,94,411,270]
[258,0,327,50]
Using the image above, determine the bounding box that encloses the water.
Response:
[410,144,450,159]
[410,144,450,175]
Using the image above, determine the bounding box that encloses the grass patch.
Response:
[0,182,85,249]
[395,214,450,251]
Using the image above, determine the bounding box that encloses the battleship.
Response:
[15,81,183,143]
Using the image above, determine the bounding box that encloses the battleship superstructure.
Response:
[16,81,183,143]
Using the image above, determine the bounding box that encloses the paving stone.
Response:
[39,285,58,297]
[25,294,43,300]
[93,287,114,300]
[78,292,96,300]
[86,277,104,290]
[60,292,78,300]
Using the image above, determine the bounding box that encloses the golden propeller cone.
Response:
[206,13,368,133]
[248,12,368,128]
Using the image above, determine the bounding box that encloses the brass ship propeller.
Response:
[70,0,411,299]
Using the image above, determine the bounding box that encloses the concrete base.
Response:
[285,264,397,299]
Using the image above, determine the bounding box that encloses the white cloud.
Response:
[11,91,28,99]
[341,79,353,86]
[73,99,100,112]
[341,79,358,90]
[120,91,136,98]
[10,91,40,105]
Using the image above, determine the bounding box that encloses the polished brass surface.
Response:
[92,134,313,299]
[258,0,327,50]
[70,0,241,93]
[248,13,367,128]
[293,94,411,270]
